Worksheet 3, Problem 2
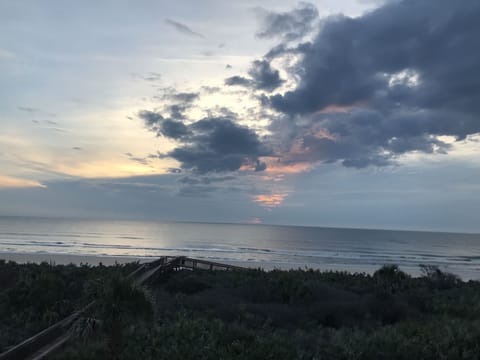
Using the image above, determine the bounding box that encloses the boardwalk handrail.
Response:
[0,303,93,360]
[175,257,245,271]
[0,256,244,360]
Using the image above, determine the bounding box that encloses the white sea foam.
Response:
[0,216,479,279]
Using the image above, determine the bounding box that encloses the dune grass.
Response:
[2,260,480,359]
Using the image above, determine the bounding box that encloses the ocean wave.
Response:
[1,219,479,280]
[2,238,480,269]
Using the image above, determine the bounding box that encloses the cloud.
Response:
[248,60,284,91]
[0,48,15,59]
[139,110,270,174]
[0,175,46,189]
[255,2,318,41]
[264,0,480,168]
[168,92,199,103]
[177,184,220,197]
[254,159,267,172]
[125,152,153,166]
[179,175,236,185]
[225,76,252,87]
[168,168,182,174]
[139,110,189,138]
[152,90,200,120]
[165,117,270,173]
[18,106,39,113]
[176,176,241,197]
[201,86,221,94]
[143,72,161,82]
[225,60,284,92]
[134,0,480,207]
[253,193,287,207]
[165,19,205,39]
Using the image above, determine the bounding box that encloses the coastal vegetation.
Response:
[1,260,480,359]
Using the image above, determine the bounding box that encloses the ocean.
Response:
[1,216,479,279]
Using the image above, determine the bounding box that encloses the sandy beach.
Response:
[0,252,267,270]
[0,251,473,279]
[0,251,396,275]
[0,252,328,272]
[0,252,145,266]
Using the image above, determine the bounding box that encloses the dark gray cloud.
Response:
[254,159,267,171]
[143,72,161,82]
[225,76,252,87]
[276,109,455,168]
[165,117,270,173]
[225,60,283,91]
[169,92,199,103]
[125,152,153,166]
[138,110,162,128]
[139,110,270,174]
[263,41,311,61]
[177,181,251,198]
[138,110,189,138]
[165,19,205,39]
[179,175,236,185]
[147,1,480,172]
[154,89,199,103]
[177,184,220,197]
[256,2,318,41]
[168,168,182,174]
[265,0,480,167]
[166,92,199,119]
[248,60,284,91]
[152,90,199,120]
[167,104,187,120]
[160,118,190,138]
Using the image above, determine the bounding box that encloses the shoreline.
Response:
[0,251,474,280]
[0,251,276,270]
[0,252,145,266]
[0,251,361,271]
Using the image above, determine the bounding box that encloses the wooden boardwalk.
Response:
[0,256,244,360]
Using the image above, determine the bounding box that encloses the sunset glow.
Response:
[1,0,479,231]
[0,176,46,189]
[253,193,287,207]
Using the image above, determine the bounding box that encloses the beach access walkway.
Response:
[0,256,244,360]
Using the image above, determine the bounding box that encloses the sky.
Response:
[1,0,480,232]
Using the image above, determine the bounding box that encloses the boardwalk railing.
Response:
[174,257,244,271]
[0,256,244,360]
